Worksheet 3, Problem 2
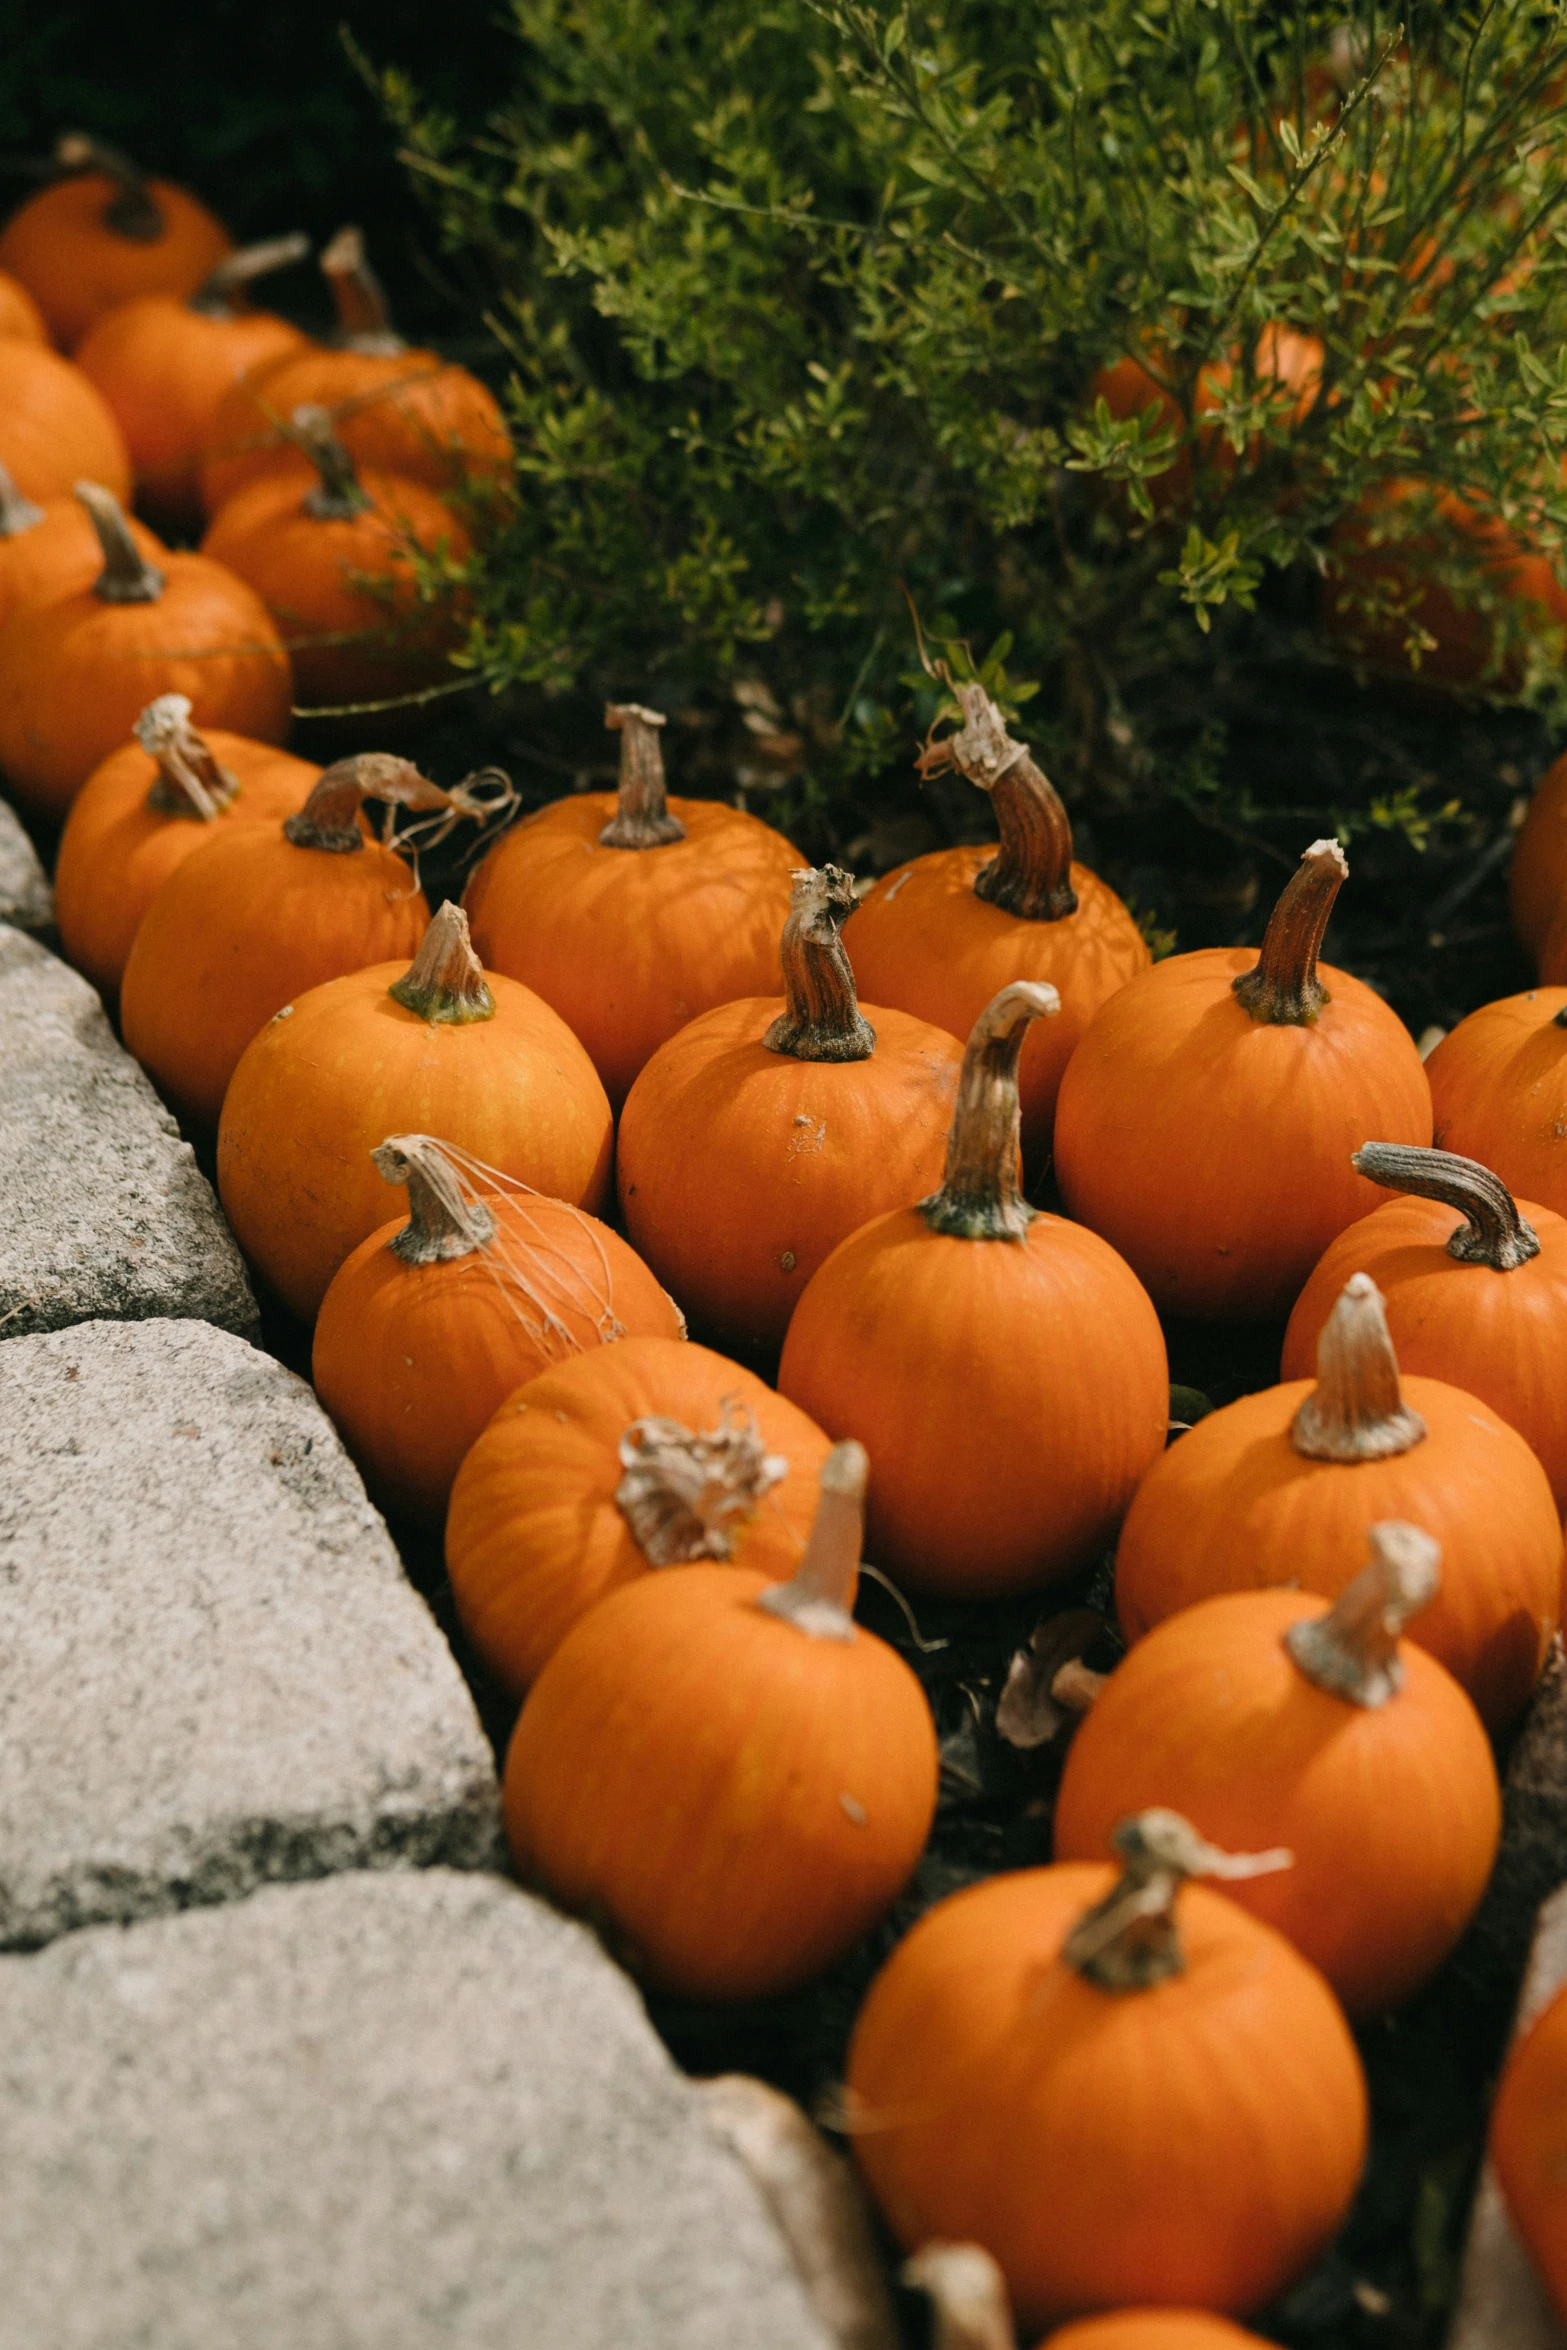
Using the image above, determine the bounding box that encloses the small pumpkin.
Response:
[1490,1980,1567,2325]
[618,861,964,1354]
[312,1134,682,1525]
[0,462,165,626]
[1116,1272,1562,1730]
[1282,1142,1567,1510]
[54,696,320,998]
[0,133,230,350]
[0,483,291,820]
[464,700,803,1109]
[1054,838,1433,1319]
[1509,752,1567,966]
[75,235,311,535]
[779,982,1167,1597]
[201,404,471,711]
[1426,987,1567,1214]
[1055,1520,1500,2016]
[845,1809,1367,2330]
[904,2241,1275,2350]
[0,270,47,343]
[218,901,613,1320]
[1325,479,1565,689]
[846,684,1149,1166]
[1042,2317,1275,2350]
[446,1331,831,1694]
[0,339,131,505]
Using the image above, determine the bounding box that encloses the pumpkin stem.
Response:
[288,404,373,521]
[1284,1520,1442,1709]
[75,481,164,606]
[598,703,685,848]
[188,232,309,320]
[918,682,1078,922]
[0,460,44,540]
[373,1133,496,1265]
[320,224,406,357]
[614,1405,789,1566]
[1062,1809,1293,1993]
[1351,1140,1541,1271]
[764,866,876,1063]
[920,981,1061,1241]
[54,132,162,241]
[283,753,452,853]
[135,694,240,820]
[902,2243,1017,2350]
[387,901,496,1025]
[1290,1271,1428,1462]
[756,1441,867,1642]
[1231,837,1348,1025]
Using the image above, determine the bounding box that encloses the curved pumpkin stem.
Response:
[1352,1140,1541,1271]
[757,1441,867,1642]
[764,866,876,1063]
[920,981,1060,1242]
[387,901,496,1026]
[599,703,685,849]
[1284,1520,1441,1709]
[917,682,1077,922]
[1291,1272,1428,1463]
[135,694,239,820]
[373,1134,497,1265]
[902,2243,1017,2350]
[54,132,162,241]
[615,1405,789,1567]
[320,224,406,357]
[288,404,372,521]
[0,460,44,540]
[283,753,452,853]
[1062,1809,1292,1993]
[76,482,164,606]
[189,232,309,320]
[1231,837,1347,1025]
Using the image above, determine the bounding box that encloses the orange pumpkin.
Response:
[311,1134,682,1524]
[1509,752,1567,965]
[0,483,291,820]
[1055,1521,1500,2015]
[0,466,164,626]
[504,1440,939,2000]
[618,862,964,1354]
[0,134,230,350]
[1490,1980,1567,2324]
[218,901,613,1320]
[446,1331,832,1693]
[779,982,1167,1596]
[0,270,47,343]
[201,404,471,710]
[1282,1142,1567,1510]
[1054,838,1433,1319]
[1116,1272,1562,1730]
[54,696,320,998]
[74,234,311,534]
[464,700,803,1109]
[846,684,1149,1165]
[0,339,130,505]
[1042,2316,1275,2350]
[1324,479,1563,688]
[906,2242,1279,2350]
[846,1810,1367,2331]
[1426,987,1567,1216]
[1088,327,1323,511]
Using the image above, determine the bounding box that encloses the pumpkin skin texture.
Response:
[0,491,165,628]
[1041,2318,1273,2350]
[0,159,230,350]
[845,1860,1367,2331]
[1510,751,1567,964]
[1427,989,1567,1215]
[0,341,131,504]
[0,270,46,343]
[1490,1982,1567,2325]
[446,1333,833,1694]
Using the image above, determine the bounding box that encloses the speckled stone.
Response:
[0,798,50,934]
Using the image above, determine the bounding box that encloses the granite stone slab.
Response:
[0,798,50,934]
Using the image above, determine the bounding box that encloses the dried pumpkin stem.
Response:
[921,682,1078,921]
[1062,1809,1292,1993]
[289,404,372,521]
[76,482,164,605]
[135,694,239,820]
[1231,837,1348,1025]
[1291,1272,1428,1462]
[372,1134,496,1265]
[599,703,685,848]
[1352,1140,1541,1271]
[615,1406,788,1566]
[320,224,406,357]
[920,981,1060,1241]
[0,460,44,540]
[188,232,309,320]
[1284,1520,1441,1709]
[764,866,876,1063]
[902,2243,1016,2350]
[283,753,449,853]
[757,1441,868,1643]
[387,902,495,1025]
[54,132,162,241]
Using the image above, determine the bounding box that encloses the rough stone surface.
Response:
[0,1868,835,2350]
[0,926,256,1339]
[1466,1641,1567,2004]
[0,1319,500,1948]
[0,798,51,934]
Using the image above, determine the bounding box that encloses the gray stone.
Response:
[0,926,256,1339]
[0,1868,835,2350]
[0,798,51,934]
[0,1318,500,1948]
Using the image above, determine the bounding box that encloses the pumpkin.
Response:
[446,1331,831,1694]
[779,981,1167,1595]
[0,483,291,820]
[74,234,311,535]
[0,134,230,350]
[1089,328,1322,511]
[464,700,803,1110]
[118,752,450,1131]
[1324,479,1563,688]
[1055,1521,1500,2016]
[311,1133,682,1524]
[618,862,964,1354]
[201,404,471,711]
[198,225,511,514]
[0,339,131,505]
[845,1809,1367,2330]
[504,1439,939,2000]
[1116,1272,1562,1730]
[0,464,165,626]
[0,271,46,343]
[1490,1980,1567,2324]
[218,901,614,1320]
[54,696,320,998]
[1509,752,1567,965]
[1053,838,1433,1319]
[1282,1141,1567,1510]
[1042,2318,1274,2350]
[1426,987,1567,1219]
[846,684,1149,1166]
